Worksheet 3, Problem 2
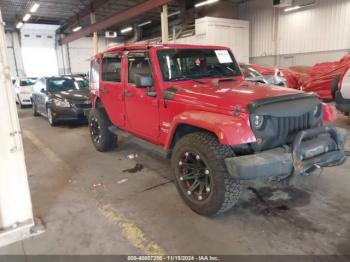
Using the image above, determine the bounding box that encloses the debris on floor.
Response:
[127,153,138,159]
[91,182,103,190]
[117,178,128,184]
[122,163,144,173]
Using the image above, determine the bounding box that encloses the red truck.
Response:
[88,42,347,216]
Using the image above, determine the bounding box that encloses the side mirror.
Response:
[135,74,153,88]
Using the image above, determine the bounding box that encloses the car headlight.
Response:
[313,104,322,118]
[253,115,264,130]
[54,98,71,108]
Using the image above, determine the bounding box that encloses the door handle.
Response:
[100,88,109,94]
[123,91,133,97]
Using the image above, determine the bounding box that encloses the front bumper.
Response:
[18,93,32,105]
[51,105,91,121]
[225,127,347,180]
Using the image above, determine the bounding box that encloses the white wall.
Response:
[67,37,107,74]
[175,17,250,63]
[5,32,24,77]
[240,0,350,66]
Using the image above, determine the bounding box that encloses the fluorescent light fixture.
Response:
[72,26,82,32]
[30,2,40,13]
[168,11,180,17]
[195,0,219,8]
[16,21,24,29]
[121,27,133,33]
[23,13,31,22]
[284,5,301,12]
[138,20,152,27]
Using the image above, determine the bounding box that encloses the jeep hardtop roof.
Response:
[92,41,230,59]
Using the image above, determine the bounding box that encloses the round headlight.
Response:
[313,104,322,117]
[253,115,264,129]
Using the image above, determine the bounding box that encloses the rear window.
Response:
[20,78,37,86]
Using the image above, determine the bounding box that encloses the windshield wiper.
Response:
[170,75,207,84]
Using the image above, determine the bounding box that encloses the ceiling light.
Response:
[121,27,133,33]
[16,21,24,29]
[30,2,40,13]
[168,11,180,17]
[23,13,31,22]
[138,20,152,27]
[195,0,219,8]
[72,26,82,32]
[284,5,301,12]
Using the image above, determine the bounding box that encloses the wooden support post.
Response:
[90,12,98,54]
[161,4,169,44]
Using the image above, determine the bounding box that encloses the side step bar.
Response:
[108,126,169,158]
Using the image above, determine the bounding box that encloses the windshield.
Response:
[74,77,89,89]
[157,49,241,82]
[239,64,263,78]
[20,78,38,86]
[47,77,86,92]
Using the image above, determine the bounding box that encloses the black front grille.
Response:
[277,113,311,137]
[73,103,91,109]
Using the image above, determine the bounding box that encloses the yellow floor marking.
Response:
[99,204,166,255]
[23,130,71,171]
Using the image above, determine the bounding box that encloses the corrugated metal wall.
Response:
[240,0,350,58]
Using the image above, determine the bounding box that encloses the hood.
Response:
[17,85,34,93]
[51,89,90,101]
[169,79,305,112]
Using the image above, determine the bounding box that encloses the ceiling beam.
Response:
[59,0,169,45]
[60,0,110,32]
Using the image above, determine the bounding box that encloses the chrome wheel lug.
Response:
[198,195,203,201]
[196,155,200,160]
[204,169,209,175]
[179,161,183,166]
[179,176,184,181]
[185,152,189,156]
[187,190,191,195]
[206,187,210,192]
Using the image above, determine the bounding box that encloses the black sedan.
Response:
[31,76,91,126]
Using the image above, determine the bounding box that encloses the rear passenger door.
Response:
[99,53,125,127]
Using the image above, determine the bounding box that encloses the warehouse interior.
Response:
[0,0,350,258]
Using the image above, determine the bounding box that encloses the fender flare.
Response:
[164,111,256,150]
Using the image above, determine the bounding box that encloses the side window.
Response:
[34,78,45,92]
[91,59,100,84]
[102,56,121,82]
[128,53,152,84]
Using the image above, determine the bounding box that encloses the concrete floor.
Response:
[1,107,350,255]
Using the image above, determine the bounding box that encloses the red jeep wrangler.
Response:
[88,42,347,216]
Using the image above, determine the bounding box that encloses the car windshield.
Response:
[20,78,38,86]
[47,77,84,92]
[239,64,263,78]
[74,77,89,89]
[157,48,241,82]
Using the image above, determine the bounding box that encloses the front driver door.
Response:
[124,52,159,140]
[99,53,125,127]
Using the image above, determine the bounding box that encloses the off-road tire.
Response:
[171,131,241,216]
[88,108,117,152]
[32,101,39,116]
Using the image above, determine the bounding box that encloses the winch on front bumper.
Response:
[225,127,347,180]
